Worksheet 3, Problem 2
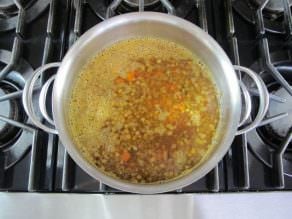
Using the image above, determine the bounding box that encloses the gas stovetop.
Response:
[0,0,291,193]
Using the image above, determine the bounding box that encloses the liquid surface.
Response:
[68,38,220,184]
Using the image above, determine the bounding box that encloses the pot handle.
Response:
[233,65,269,135]
[22,63,60,135]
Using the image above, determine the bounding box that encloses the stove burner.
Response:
[247,51,292,177]
[252,0,292,13]
[0,0,49,32]
[0,49,33,151]
[233,0,290,34]
[268,86,292,138]
[0,0,35,18]
[123,0,160,7]
[0,49,36,171]
[256,68,292,149]
[0,81,24,149]
[88,0,194,20]
[0,0,15,12]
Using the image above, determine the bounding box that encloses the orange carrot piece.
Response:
[166,83,177,91]
[127,72,136,81]
[153,71,163,76]
[114,76,126,84]
[174,103,185,112]
[121,150,131,162]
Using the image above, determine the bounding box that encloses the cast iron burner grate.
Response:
[0,80,24,148]
[0,48,38,190]
[233,0,292,34]
[0,0,49,32]
[1,0,292,193]
[86,0,195,19]
[245,51,292,188]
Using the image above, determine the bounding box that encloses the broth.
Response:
[68,37,220,184]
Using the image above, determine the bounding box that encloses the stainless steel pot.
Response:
[22,12,269,194]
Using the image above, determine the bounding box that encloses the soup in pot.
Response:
[68,37,220,184]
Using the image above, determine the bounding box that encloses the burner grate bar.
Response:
[255,5,292,96]
[248,88,287,103]
[230,37,240,66]
[272,131,292,188]
[41,0,58,79]
[258,112,289,127]
[225,0,240,66]
[0,115,35,132]
[160,0,175,15]
[74,0,83,37]
[225,0,250,190]
[260,38,292,96]
[61,152,76,191]
[283,0,292,37]
[28,131,39,191]
[138,0,144,12]
[47,0,57,35]
[0,37,21,81]
[99,181,106,192]
[28,0,59,191]
[240,135,250,189]
[0,90,23,102]
[61,0,83,192]
[197,0,208,32]
[106,0,123,19]
[206,166,219,192]
[255,8,265,35]
[234,135,250,189]
[0,86,40,102]
[41,37,53,69]
[225,0,235,36]
[14,1,25,37]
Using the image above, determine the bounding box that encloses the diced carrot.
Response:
[146,98,159,106]
[114,76,126,84]
[153,70,163,76]
[127,71,137,81]
[174,103,185,112]
[166,83,177,91]
[121,150,131,162]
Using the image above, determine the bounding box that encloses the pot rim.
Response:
[53,12,241,194]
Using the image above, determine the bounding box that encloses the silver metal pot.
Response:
[22,12,269,194]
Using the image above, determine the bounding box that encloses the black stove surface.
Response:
[0,0,291,193]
